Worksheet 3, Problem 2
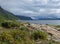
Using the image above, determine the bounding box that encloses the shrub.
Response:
[32,30,48,40]
[0,30,35,44]
[0,32,14,44]
[1,21,20,28]
[26,22,30,25]
[1,22,10,28]
[20,26,29,31]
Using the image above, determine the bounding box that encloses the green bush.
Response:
[32,30,48,40]
[0,30,35,44]
[20,26,29,31]
[55,25,60,28]
[0,32,14,44]
[26,22,30,25]
[1,22,10,28]
[1,21,20,28]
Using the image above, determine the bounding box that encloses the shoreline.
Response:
[23,23,60,42]
[19,20,60,25]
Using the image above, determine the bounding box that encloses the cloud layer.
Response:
[0,0,60,17]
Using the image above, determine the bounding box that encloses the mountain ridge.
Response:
[31,14,60,20]
[15,15,32,20]
[0,7,19,20]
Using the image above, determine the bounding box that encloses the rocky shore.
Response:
[24,23,60,42]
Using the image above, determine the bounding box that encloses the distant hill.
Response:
[16,15,32,20]
[31,15,60,20]
[0,7,19,20]
[38,18,60,20]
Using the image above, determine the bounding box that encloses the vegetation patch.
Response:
[0,30,35,44]
[32,30,48,40]
[1,21,20,28]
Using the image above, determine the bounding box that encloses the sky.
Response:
[0,0,60,17]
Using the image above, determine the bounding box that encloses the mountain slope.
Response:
[16,15,32,20]
[0,7,19,20]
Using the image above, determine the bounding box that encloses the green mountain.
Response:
[16,15,32,20]
[0,7,19,20]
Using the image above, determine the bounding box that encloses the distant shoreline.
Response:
[19,20,60,25]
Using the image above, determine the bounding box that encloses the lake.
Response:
[20,20,60,25]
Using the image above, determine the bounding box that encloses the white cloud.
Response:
[23,10,35,13]
[39,9,46,12]
[40,0,48,4]
[34,0,48,5]
[49,9,60,14]
[55,9,60,13]
[52,0,60,2]
[38,8,60,15]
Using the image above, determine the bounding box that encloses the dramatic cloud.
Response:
[0,0,60,17]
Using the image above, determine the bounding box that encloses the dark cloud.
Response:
[0,0,60,17]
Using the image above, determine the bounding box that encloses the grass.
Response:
[54,25,60,28]
[0,29,35,44]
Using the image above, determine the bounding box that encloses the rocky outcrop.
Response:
[24,23,60,42]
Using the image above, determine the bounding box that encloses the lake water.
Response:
[20,20,60,25]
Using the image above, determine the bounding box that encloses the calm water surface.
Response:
[20,20,60,25]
